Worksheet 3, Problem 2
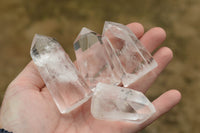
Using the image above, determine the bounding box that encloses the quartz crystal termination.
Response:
[74,27,121,89]
[30,34,92,114]
[91,83,156,124]
[103,21,158,87]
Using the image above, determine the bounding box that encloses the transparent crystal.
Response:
[91,83,156,124]
[30,34,92,114]
[103,21,158,87]
[74,28,121,89]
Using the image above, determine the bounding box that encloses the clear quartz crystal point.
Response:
[30,34,92,114]
[91,83,156,124]
[73,27,121,89]
[103,21,158,87]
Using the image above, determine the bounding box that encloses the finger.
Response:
[153,47,173,75]
[128,47,173,93]
[8,61,44,91]
[126,22,144,38]
[137,89,181,131]
[140,27,166,52]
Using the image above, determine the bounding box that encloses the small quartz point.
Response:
[73,27,121,89]
[91,83,156,124]
[103,21,158,87]
[30,34,92,114]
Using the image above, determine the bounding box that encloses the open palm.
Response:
[0,22,181,133]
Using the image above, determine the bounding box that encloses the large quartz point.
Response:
[30,34,92,114]
[91,83,156,124]
[74,28,122,89]
[103,21,158,87]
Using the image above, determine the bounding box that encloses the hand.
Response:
[0,22,181,133]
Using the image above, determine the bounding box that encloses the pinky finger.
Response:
[137,90,181,131]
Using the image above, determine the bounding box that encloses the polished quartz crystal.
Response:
[74,28,121,89]
[30,34,92,114]
[91,83,156,124]
[103,21,158,87]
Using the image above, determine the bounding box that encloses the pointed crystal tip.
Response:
[103,21,127,35]
[80,27,93,35]
[31,34,49,49]
[91,83,156,124]
[30,34,61,60]
[73,27,93,44]
[73,27,100,51]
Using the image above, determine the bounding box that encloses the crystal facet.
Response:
[31,34,92,114]
[103,21,158,87]
[91,83,156,124]
[74,28,121,89]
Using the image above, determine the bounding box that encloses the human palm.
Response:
[0,22,181,133]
